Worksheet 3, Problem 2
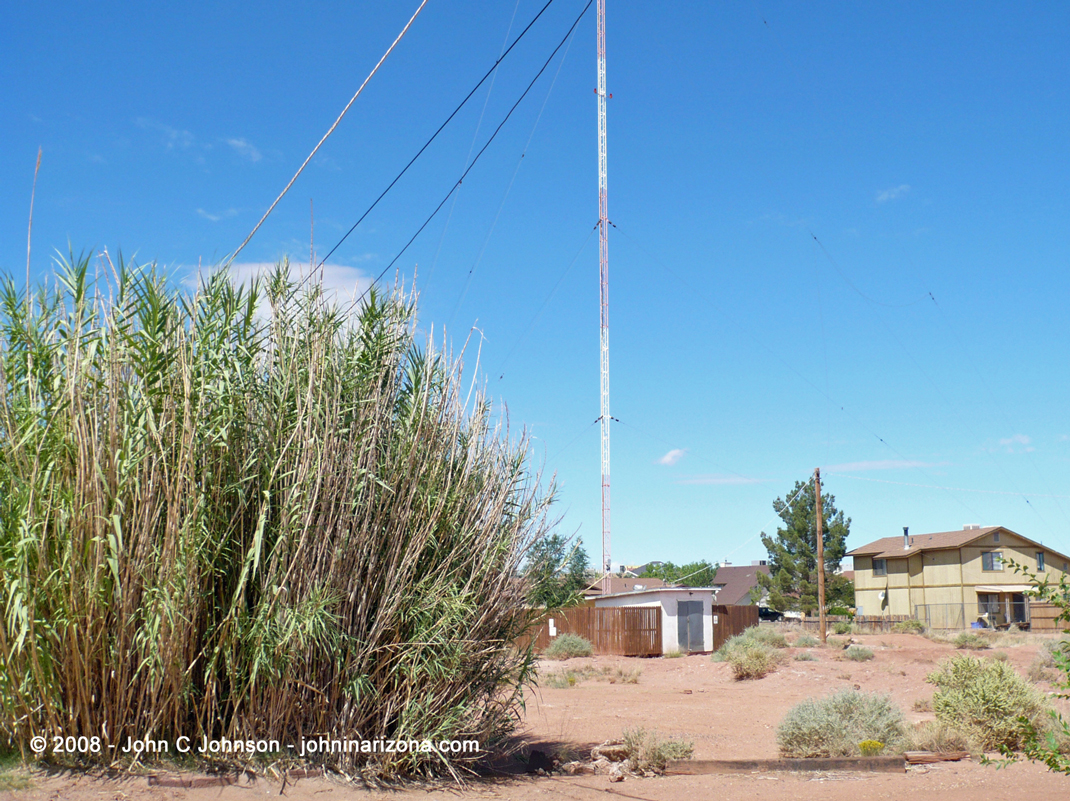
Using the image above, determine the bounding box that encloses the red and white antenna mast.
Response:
[597,0,611,594]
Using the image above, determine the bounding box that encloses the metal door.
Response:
[677,601,704,652]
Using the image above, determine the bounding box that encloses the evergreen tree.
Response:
[524,534,590,608]
[756,478,850,614]
[639,560,717,586]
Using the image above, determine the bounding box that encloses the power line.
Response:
[344,0,595,307]
[316,0,562,270]
[448,17,580,328]
[495,223,596,380]
[229,0,429,265]
[828,472,1070,500]
[609,221,982,521]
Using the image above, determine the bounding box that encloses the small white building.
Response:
[595,587,715,654]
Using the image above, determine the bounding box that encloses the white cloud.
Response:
[999,434,1031,447]
[823,459,941,472]
[196,208,238,223]
[657,448,686,466]
[227,137,262,162]
[676,474,763,486]
[136,117,195,149]
[185,261,374,320]
[876,184,910,203]
[998,434,1035,453]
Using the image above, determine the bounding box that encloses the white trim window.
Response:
[873,558,887,577]
[982,551,1004,572]
[1037,552,1046,571]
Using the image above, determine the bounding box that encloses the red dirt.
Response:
[4,630,1069,801]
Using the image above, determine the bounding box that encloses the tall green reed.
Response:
[0,254,550,779]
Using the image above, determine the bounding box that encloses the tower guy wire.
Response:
[229,0,429,265]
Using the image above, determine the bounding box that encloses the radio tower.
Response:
[597,0,611,595]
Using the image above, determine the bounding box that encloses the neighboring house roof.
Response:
[848,526,1002,559]
[847,526,1070,564]
[595,586,713,602]
[583,576,669,597]
[710,564,770,606]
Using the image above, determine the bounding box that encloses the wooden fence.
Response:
[799,614,912,633]
[712,604,759,651]
[523,607,662,656]
[1030,603,1068,631]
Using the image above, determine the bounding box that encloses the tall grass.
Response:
[0,255,553,779]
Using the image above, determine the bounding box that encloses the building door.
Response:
[677,601,704,653]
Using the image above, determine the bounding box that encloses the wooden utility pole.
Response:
[815,467,826,644]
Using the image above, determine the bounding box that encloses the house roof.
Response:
[583,576,669,597]
[595,586,714,602]
[848,526,1070,564]
[711,564,770,606]
[847,527,1001,559]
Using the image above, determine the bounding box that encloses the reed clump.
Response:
[0,256,553,780]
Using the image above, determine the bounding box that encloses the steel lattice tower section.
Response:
[597,0,611,595]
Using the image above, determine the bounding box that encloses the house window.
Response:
[993,531,1000,543]
[982,551,1003,572]
[1037,552,1046,571]
[873,558,887,576]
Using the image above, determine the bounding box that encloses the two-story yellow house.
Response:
[848,525,1070,628]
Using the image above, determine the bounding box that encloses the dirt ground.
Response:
[4,629,1070,801]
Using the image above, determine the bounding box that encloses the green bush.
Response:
[545,633,594,660]
[621,727,694,772]
[926,655,1049,750]
[844,646,875,662]
[777,690,906,758]
[794,634,820,647]
[745,625,789,648]
[893,619,927,634]
[728,643,785,680]
[832,621,853,635]
[953,632,990,650]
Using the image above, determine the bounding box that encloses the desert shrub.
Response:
[777,690,906,758]
[893,619,927,634]
[663,649,683,659]
[907,721,973,753]
[912,697,932,713]
[832,621,853,635]
[858,739,884,756]
[0,258,553,778]
[794,634,820,647]
[953,632,991,650]
[992,651,1010,662]
[1028,638,1070,683]
[622,727,694,771]
[545,633,594,660]
[727,642,786,680]
[926,655,1049,750]
[844,646,875,662]
[543,672,578,689]
[611,666,642,684]
[746,625,789,648]
[794,651,817,662]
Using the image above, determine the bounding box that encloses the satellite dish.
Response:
[878,591,886,601]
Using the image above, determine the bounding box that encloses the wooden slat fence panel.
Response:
[521,607,662,656]
[1030,603,1067,631]
[712,604,758,651]
[799,615,912,633]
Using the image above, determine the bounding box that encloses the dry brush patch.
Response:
[0,256,554,780]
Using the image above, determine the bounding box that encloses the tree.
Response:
[995,561,1070,774]
[524,534,590,608]
[639,560,717,587]
[756,478,850,615]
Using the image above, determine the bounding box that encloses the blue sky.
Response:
[5,1,1070,568]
